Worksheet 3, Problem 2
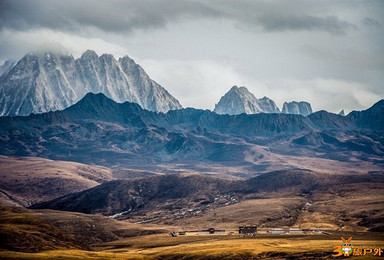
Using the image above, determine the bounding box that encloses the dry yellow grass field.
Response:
[1,234,383,259]
[171,197,306,229]
[1,199,383,259]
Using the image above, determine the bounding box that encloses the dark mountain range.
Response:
[349,98,384,131]
[0,93,383,176]
[3,92,380,133]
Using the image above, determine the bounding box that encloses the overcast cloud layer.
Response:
[0,0,383,113]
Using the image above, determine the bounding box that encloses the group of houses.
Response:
[171,226,311,237]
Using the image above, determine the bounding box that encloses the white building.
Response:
[270,228,288,234]
[289,228,304,234]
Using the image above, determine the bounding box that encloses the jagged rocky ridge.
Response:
[0,51,182,116]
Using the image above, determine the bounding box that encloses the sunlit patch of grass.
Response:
[0,250,143,260]
[0,207,78,252]
[3,237,382,259]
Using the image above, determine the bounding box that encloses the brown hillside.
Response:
[0,156,113,207]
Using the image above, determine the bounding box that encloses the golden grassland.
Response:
[1,205,384,259]
[1,234,384,259]
[171,197,306,229]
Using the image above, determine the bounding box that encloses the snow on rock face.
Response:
[0,50,182,116]
[282,101,313,116]
[0,60,16,77]
[213,86,280,115]
[258,96,280,113]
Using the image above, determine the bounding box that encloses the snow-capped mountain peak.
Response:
[214,86,280,115]
[282,101,313,116]
[0,50,182,116]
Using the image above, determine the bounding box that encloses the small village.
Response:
[171,226,330,237]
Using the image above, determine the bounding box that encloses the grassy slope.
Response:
[0,156,113,206]
[0,206,80,253]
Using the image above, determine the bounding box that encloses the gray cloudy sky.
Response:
[0,0,383,113]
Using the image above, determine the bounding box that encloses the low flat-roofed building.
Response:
[289,228,303,234]
[270,228,288,234]
[239,225,257,236]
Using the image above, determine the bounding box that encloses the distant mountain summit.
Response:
[0,50,182,116]
[282,101,313,116]
[214,86,313,116]
[214,86,280,115]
